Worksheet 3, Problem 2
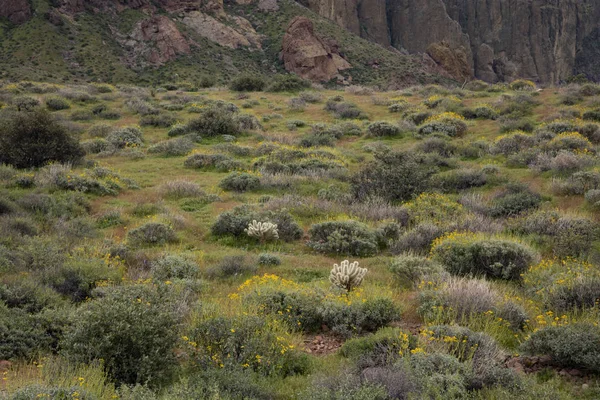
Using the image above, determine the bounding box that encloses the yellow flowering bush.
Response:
[523,258,600,311]
[231,274,399,337]
[405,193,465,225]
[188,314,309,377]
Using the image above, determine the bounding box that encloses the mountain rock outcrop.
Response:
[281,16,351,81]
[124,16,191,66]
[0,0,31,24]
[297,0,600,83]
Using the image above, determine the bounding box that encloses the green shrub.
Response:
[208,255,257,278]
[43,258,122,302]
[167,123,188,137]
[367,121,400,137]
[184,153,242,171]
[106,126,143,149]
[489,184,542,217]
[340,327,416,362]
[431,233,538,280]
[389,254,444,288]
[520,324,600,373]
[351,151,436,202]
[185,106,240,137]
[219,172,260,192]
[127,222,177,246]
[151,254,199,281]
[430,169,487,192]
[229,74,266,92]
[240,279,399,337]
[582,110,600,122]
[258,253,281,266]
[307,220,378,257]
[62,285,180,386]
[10,384,97,399]
[13,96,40,111]
[139,113,177,128]
[211,205,302,242]
[45,97,70,111]
[324,100,368,119]
[147,137,194,157]
[0,110,84,169]
[267,74,311,92]
[81,138,111,154]
[0,302,52,360]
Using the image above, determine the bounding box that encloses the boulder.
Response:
[281,16,351,82]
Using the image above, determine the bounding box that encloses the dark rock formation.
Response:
[297,0,600,83]
[0,0,31,24]
[281,16,351,82]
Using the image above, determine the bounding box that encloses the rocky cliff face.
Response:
[0,0,31,24]
[297,0,600,83]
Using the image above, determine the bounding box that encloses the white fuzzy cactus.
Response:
[329,260,367,292]
[244,220,279,242]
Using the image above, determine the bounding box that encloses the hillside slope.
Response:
[0,0,450,87]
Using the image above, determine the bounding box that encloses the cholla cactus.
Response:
[244,220,279,243]
[329,260,367,292]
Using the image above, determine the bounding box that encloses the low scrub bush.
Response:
[258,253,281,266]
[45,97,70,111]
[351,151,436,203]
[127,222,177,246]
[208,255,257,278]
[219,172,260,192]
[431,232,538,280]
[488,184,542,217]
[520,324,600,373]
[389,253,445,288]
[106,126,143,149]
[267,74,311,92]
[151,254,200,281]
[139,113,177,128]
[147,137,194,157]
[367,121,401,137]
[418,113,467,137]
[211,205,302,242]
[307,220,378,257]
[159,180,205,199]
[185,153,242,172]
[229,74,266,92]
[430,169,487,192]
[324,100,367,119]
[185,106,240,137]
[340,327,417,362]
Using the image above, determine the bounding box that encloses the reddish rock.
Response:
[281,16,351,82]
[126,16,190,65]
[0,0,31,24]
